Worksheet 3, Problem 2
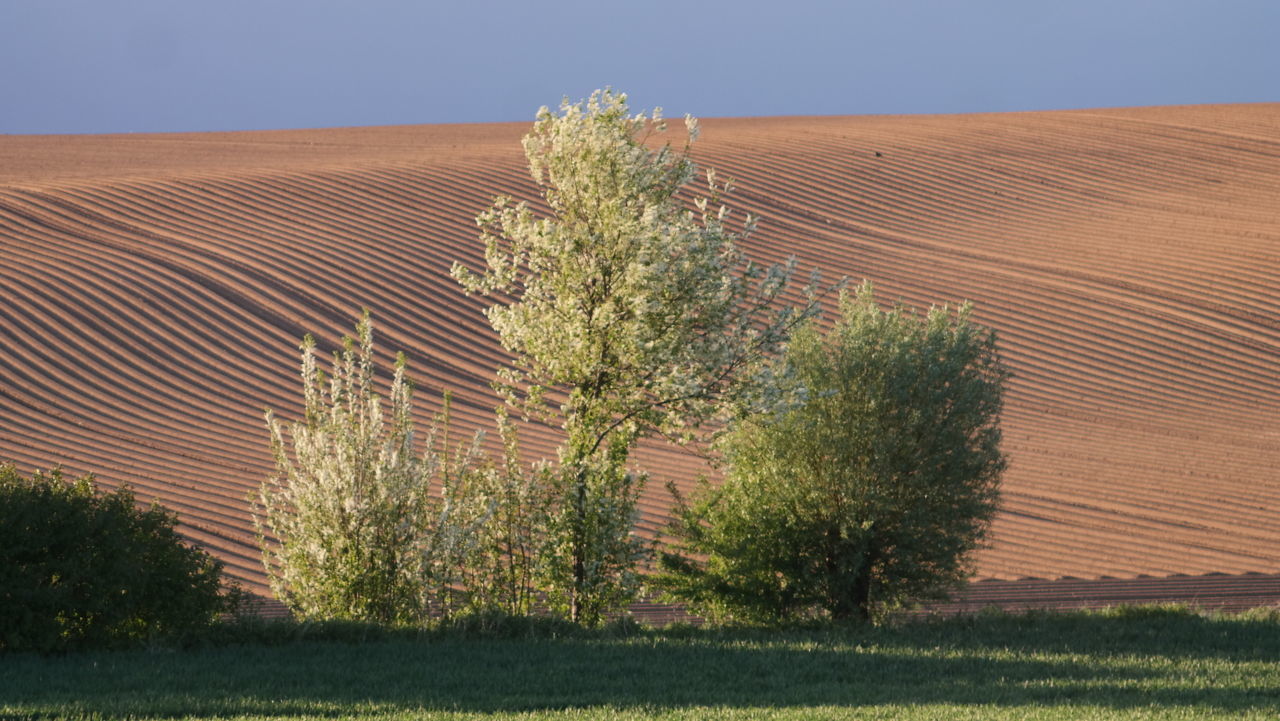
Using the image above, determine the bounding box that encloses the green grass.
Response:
[3,606,1279,720]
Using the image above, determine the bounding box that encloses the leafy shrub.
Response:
[0,463,239,653]
[449,407,557,618]
[659,283,1009,623]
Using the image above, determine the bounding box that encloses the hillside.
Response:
[3,105,1278,609]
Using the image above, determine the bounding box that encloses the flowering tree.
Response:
[453,89,821,625]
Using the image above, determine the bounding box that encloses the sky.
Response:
[2,0,1277,135]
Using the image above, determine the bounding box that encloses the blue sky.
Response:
[2,0,1276,134]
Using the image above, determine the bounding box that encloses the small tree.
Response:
[0,463,238,652]
[255,312,488,624]
[659,283,1009,623]
[452,89,819,625]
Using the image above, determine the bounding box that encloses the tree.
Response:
[255,312,489,624]
[0,463,239,652]
[452,89,819,625]
[659,283,1009,623]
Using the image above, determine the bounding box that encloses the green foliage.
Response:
[0,463,238,653]
[417,397,496,620]
[256,312,490,624]
[538,453,649,626]
[447,408,556,618]
[660,283,1009,623]
[452,89,821,624]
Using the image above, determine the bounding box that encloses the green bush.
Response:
[448,407,557,619]
[659,283,1009,623]
[0,463,240,652]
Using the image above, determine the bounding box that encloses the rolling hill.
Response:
[3,104,1278,611]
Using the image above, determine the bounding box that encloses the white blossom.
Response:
[254,312,490,623]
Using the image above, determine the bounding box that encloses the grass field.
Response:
[3,607,1278,720]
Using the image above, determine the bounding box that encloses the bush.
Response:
[449,408,557,618]
[256,312,492,624]
[659,283,1009,623]
[0,463,239,653]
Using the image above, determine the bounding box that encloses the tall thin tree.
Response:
[453,89,822,625]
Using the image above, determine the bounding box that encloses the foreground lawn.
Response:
[4,607,1278,720]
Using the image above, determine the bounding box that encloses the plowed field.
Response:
[3,104,1278,609]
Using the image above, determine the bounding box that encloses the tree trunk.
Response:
[569,460,588,624]
[826,526,858,621]
[849,543,877,622]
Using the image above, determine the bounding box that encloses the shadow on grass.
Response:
[4,610,1279,717]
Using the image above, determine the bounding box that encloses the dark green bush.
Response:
[0,463,241,652]
[659,283,1009,623]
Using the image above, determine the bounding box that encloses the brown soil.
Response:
[3,105,1278,609]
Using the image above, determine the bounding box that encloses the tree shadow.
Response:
[898,606,1280,662]
[6,612,1279,718]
